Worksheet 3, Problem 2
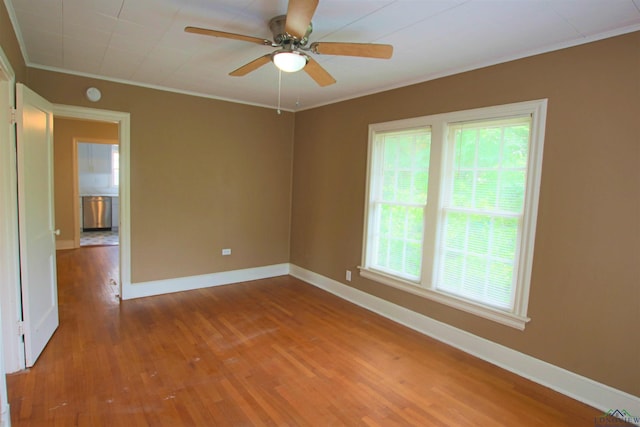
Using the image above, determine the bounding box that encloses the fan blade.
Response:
[185,26,272,46]
[311,42,393,59]
[285,0,319,39]
[229,54,272,76]
[304,57,336,87]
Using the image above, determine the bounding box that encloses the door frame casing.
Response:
[0,46,24,374]
[0,44,18,425]
[53,104,131,301]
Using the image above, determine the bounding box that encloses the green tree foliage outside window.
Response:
[438,119,531,309]
[371,129,431,280]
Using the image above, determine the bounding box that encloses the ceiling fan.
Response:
[185,0,393,87]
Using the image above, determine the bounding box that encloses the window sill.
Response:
[359,268,530,330]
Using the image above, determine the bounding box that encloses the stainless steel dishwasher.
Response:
[82,196,112,231]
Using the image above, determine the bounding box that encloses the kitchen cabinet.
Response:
[112,196,119,230]
[78,143,118,195]
[78,142,111,174]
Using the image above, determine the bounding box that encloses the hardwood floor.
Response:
[7,246,610,426]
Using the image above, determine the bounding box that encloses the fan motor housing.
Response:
[269,15,312,46]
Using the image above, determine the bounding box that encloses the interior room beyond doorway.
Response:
[77,141,119,247]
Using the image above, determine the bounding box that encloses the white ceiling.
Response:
[6,0,640,111]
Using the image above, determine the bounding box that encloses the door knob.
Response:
[53,229,60,236]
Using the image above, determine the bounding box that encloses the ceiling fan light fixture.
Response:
[272,50,308,72]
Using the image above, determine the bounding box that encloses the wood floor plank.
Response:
[6,246,625,426]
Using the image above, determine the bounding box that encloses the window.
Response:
[111,145,119,187]
[361,100,547,329]
[368,127,431,281]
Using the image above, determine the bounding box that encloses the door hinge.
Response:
[9,106,17,125]
[17,321,24,336]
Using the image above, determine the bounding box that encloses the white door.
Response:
[16,83,59,367]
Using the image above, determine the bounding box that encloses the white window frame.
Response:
[360,99,547,330]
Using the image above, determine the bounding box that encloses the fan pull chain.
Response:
[277,69,282,115]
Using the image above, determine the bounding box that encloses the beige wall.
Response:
[0,1,25,81]
[28,69,294,283]
[1,0,638,401]
[53,118,119,244]
[291,32,640,397]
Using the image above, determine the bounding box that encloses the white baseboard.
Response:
[289,264,640,423]
[121,263,290,300]
[55,239,75,250]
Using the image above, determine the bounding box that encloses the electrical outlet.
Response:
[222,248,231,256]
[346,270,352,282]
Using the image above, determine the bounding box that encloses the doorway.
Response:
[52,105,131,305]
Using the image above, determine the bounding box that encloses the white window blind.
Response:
[368,127,431,281]
[436,116,531,309]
